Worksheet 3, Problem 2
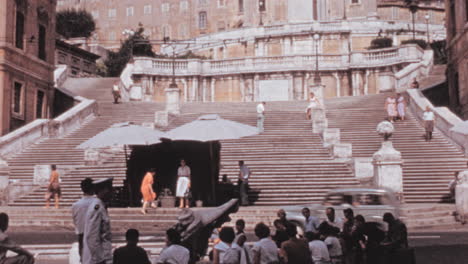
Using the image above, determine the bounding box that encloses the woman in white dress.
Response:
[396,93,406,121]
[384,95,397,122]
[306,92,321,120]
[176,159,191,208]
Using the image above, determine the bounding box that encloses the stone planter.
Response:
[160,196,176,208]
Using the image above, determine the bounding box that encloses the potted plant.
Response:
[159,188,176,208]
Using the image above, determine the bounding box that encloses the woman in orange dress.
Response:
[140,169,157,214]
[44,164,61,209]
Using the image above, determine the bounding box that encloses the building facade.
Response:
[55,39,100,77]
[0,0,56,135]
[445,0,468,119]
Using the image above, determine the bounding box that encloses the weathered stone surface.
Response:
[0,159,9,190]
[130,85,143,101]
[165,87,181,115]
[84,149,100,166]
[323,128,340,148]
[332,143,352,160]
[373,141,403,197]
[141,122,155,130]
[33,165,52,185]
[155,111,169,127]
[456,170,468,223]
[311,107,326,122]
[354,158,374,185]
[312,118,328,134]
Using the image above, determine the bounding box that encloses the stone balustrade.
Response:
[133,45,424,77]
[50,96,98,138]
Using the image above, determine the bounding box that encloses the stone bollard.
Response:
[84,149,100,166]
[332,143,352,161]
[323,128,340,148]
[353,158,374,186]
[165,87,181,115]
[372,141,403,200]
[154,111,169,127]
[455,170,468,224]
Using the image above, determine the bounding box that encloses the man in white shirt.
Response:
[302,207,321,233]
[156,228,189,264]
[422,106,435,141]
[325,207,343,231]
[71,178,96,261]
[307,232,331,264]
[256,102,266,133]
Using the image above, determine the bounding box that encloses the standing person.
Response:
[272,220,289,249]
[279,224,312,264]
[44,164,61,209]
[112,82,121,104]
[213,227,241,264]
[351,215,367,264]
[449,171,460,201]
[0,213,34,264]
[157,228,190,264]
[72,178,96,261]
[257,101,266,133]
[325,207,343,231]
[320,223,343,264]
[234,219,252,264]
[306,92,322,120]
[82,178,114,264]
[140,169,157,215]
[396,93,406,121]
[306,231,331,264]
[423,106,435,141]
[113,229,151,264]
[410,78,419,89]
[176,159,191,208]
[342,208,355,264]
[238,161,251,206]
[384,95,397,123]
[302,207,321,233]
[381,213,408,250]
[275,209,295,231]
[252,222,279,264]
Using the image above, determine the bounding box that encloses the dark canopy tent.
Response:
[126,140,221,207]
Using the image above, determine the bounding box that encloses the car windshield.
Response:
[323,192,390,206]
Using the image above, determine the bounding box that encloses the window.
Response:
[392,7,399,20]
[144,5,152,14]
[12,82,23,116]
[351,0,360,3]
[162,25,171,39]
[126,6,134,16]
[162,3,170,13]
[199,11,207,29]
[180,1,189,11]
[259,0,266,11]
[239,0,244,12]
[179,24,188,39]
[38,24,46,61]
[15,11,25,49]
[36,90,45,119]
[218,0,226,7]
[91,10,99,19]
[108,8,117,18]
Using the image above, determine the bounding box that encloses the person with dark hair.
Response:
[319,222,343,264]
[113,229,150,264]
[306,231,331,264]
[351,215,367,264]
[157,228,189,264]
[279,223,311,264]
[234,219,252,264]
[44,164,61,208]
[176,159,191,208]
[72,177,96,260]
[252,222,279,264]
[342,208,354,264]
[83,178,114,264]
[302,207,321,233]
[213,226,241,264]
[141,169,157,214]
[272,220,289,248]
[0,213,34,264]
[382,213,408,250]
[325,207,343,231]
[238,161,251,206]
[275,209,295,231]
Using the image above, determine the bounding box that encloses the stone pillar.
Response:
[372,141,404,200]
[353,158,374,185]
[155,111,169,127]
[333,72,341,97]
[240,75,246,101]
[165,86,181,115]
[254,74,260,101]
[181,78,188,102]
[191,77,199,102]
[284,37,292,55]
[332,143,352,161]
[456,170,468,223]
[322,128,340,148]
[378,69,396,92]
[202,78,208,102]
[312,117,328,134]
[293,73,304,100]
[210,78,216,102]
[142,76,152,102]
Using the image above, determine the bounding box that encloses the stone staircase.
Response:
[325,93,467,203]
[8,78,165,206]
[419,64,446,90]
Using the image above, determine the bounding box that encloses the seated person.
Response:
[0,213,34,264]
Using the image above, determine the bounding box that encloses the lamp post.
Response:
[343,0,347,20]
[425,13,430,43]
[259,1,264,26]
[122,29,135,61]
[313,33,321,84]
[408,1,419,40]
[170,45,178,89]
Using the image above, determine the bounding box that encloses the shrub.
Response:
[369,37,393,49]
[56,9,95,39]
[401,39,428,49]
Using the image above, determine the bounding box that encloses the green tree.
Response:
[105,27,155,77]
[56,9,96,39]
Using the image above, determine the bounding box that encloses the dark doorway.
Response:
[127,140,221,207]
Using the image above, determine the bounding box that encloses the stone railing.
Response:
[395,49,434,92]
[54,64,68,88]
[119,63,134,102]
[407,89,468,156]
[0,119,50,159]
[134,45,424,77]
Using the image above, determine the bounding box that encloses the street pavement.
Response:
[7,230,468,264]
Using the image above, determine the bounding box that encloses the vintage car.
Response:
[282,187,401,231]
